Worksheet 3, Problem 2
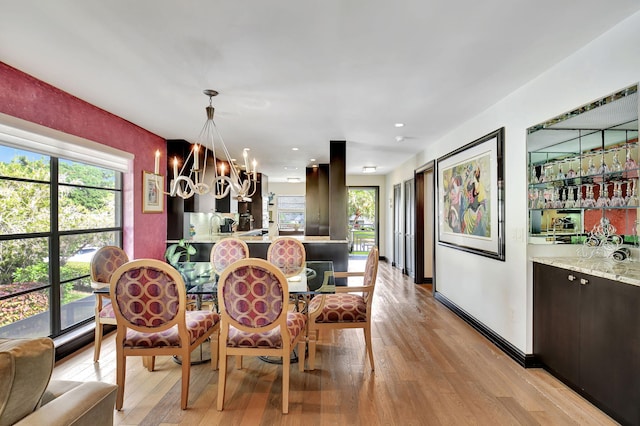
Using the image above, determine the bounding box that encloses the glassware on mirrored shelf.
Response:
[556,163,565,181]
[553,187,564,209]
[624,144,638,178]
[597,155,609,175]
[582,184,596,208]
[595,182,610,207]
[564,186,576,208]
[627,178,638,206]
[528,188,538,209]
[565,159,578,178]
[611,150,623,173]
[585,155,598,176]
[610,181,625,207]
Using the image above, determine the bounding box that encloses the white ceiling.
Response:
[1,1,639,182]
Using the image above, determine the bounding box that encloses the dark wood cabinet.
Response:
[533,262,640,425]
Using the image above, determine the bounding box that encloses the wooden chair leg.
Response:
[210,334,219,370]
[308,328,317,370]
[93,320,102,363]
[217,350,228,411]
[282,347,290,414]
[364,324,374,371]
[115,349,125,410]
[235,355,242,369]
[180,349,190,410]
[298,340,306,372]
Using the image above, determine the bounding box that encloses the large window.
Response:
[277,195,305,231]
[0,144,123,339]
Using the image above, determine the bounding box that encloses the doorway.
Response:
[347,186,379,257]
[415,162,435,285]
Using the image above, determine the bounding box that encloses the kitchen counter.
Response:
[531,256,640,287]
[167,234,347,244]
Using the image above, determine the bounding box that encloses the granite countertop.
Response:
[532,257,640,287]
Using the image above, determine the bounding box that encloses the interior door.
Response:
[404,178,415,278]
[393,184,402,268]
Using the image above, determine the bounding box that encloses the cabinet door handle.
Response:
[580,278,589,285]
[568,274,576,281]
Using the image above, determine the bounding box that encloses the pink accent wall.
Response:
[0,62,167,260]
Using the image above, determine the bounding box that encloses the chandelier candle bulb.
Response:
[154,150,160,175]
[243,149,249,173]
[173,157,178,180]
[193,144,199,170]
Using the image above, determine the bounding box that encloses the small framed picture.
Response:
[142,170,164,213]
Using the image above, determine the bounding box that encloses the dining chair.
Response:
[267,236,306,277]
[205,237,250,311]
[109,259,220,410]
[307,246,379,371]
[90,245,129,362]
[216,258,307,414]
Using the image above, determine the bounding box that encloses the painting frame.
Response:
[142,170,164,213]
[436,127,505,261]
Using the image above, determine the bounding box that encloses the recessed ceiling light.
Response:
[395,136,405,142]
[283,166,298,170]
[292,147,299,151]
[362,166,376,173]
[243,147,251,151]
[394,123,404,128]
[309,158,316,162]
[287,177,301,183]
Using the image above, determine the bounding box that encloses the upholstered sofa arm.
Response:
[15,381,117,426]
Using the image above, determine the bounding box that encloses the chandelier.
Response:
[154,89,258,201]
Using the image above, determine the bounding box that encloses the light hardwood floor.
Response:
[52,259,617,425]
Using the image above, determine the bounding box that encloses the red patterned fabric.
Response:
[91,246,129,285]
[309,293,367,322]
[114,266,180,327]
[227,312,306,348]
[211,238,249,274]
[123,310,220,348]
[221,264,284,327]
[267,238,305,276]
[219,261,307,348]
[99,302,115,319]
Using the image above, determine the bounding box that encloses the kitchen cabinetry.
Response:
[527,86,638,244]
[533,262,640,425]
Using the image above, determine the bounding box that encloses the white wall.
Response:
[386,11,640,354]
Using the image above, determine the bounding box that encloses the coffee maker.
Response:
[236,201,251,231]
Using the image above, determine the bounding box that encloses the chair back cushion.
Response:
[90,246,129,286]
[363,246,379,301]
[267,237,306,277]
[112,263,181,328]
[0,337,54,426]
[211,238,249,275]
[220,260,284,328]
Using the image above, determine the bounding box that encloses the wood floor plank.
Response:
[51,259,618,425]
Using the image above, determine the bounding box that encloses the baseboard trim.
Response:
[434,292,536,368]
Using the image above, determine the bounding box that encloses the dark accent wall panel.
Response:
[305,166,321,235]
[329,141,347,240]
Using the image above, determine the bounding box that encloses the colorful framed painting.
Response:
[436,127,505,261]
[142,170,164,213]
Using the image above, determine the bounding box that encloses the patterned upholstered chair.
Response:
[207,237,250,311]
[216,258,307,414]
[109,259,220,410]
[307,246,379,371]
[90,245,129,362]
[267,236,306,277]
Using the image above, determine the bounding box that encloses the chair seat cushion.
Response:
[124,310,219,348]
[227,312,306,348]
[99,303,115,318]
[309,293,367,323]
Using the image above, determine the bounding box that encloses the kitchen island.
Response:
[167,234,349,279]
